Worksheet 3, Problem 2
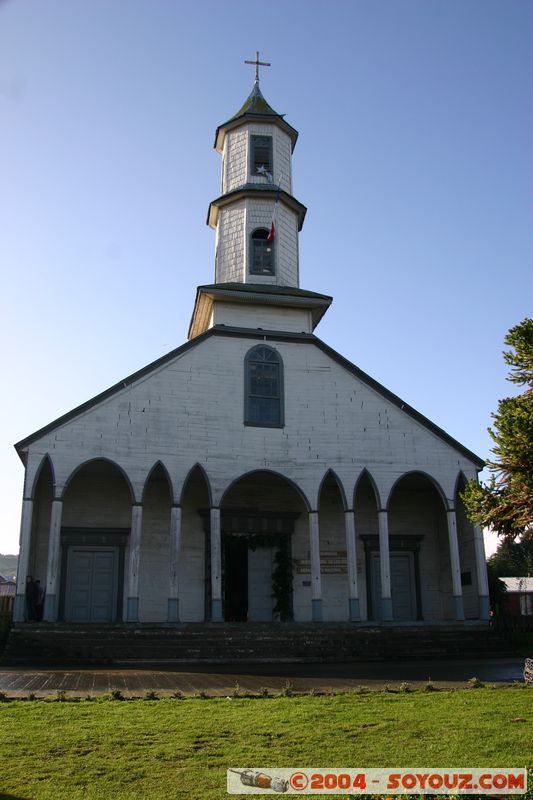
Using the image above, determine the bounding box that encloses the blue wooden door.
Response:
[65,548,118,622]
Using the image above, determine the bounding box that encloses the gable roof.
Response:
[14,325,484,468]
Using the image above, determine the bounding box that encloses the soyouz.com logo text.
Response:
[227,767,527,794]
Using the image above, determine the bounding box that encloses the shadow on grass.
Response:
[0,795,35,800]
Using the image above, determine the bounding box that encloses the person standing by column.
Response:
[25,575,37,621]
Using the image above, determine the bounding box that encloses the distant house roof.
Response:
[501,577,533,593]
[0,575,16,596]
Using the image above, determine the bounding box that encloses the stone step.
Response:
[1,624,515,666]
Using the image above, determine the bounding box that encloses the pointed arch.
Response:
[353,468,382,510]
[179,463,213,507]
[221,469,311,512]
[454,470,470,500]
[386,470,449,511]
[61,457,135,502]
[142,460,175,504]
[30,454,56,499]
[317,469,348,511]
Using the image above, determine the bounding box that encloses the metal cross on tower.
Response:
[244,51,271,82]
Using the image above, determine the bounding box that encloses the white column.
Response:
[210,507,223,621]
[13,499,34,622]
[344,510,360,621]
[309,511,322,621]
[126,503,143,622]
[446,510,465,620]
[473,524,490,620]
[378,510,393,621]
[43,499,63,622]
[167,505,182,622]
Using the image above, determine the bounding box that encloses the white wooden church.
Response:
[14,63,489,629]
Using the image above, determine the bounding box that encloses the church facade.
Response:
[13,74,489,628]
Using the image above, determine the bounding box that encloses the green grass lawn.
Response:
[0,688,532,800]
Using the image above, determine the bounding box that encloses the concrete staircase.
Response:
[1,623,516,666]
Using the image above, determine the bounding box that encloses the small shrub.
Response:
[353,686,370,695]
[109,689,125,701]
[231,682,241,698]
[467,676,485,689]
[196,690,209,699]
[0,692,9,703]
[258,686,270,697]
[280,680,294,697]
[55,690,67,702]
[424,679,438,692]
[383,684,396,693]
[144,690,159,701]
[26,693,37,702]
[398,682,412,693]
[308,687,322,696]
[85,694,94,702]
[171,690,184,700]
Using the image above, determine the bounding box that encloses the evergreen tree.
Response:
[462,318,533,541]
[488,533,533,577]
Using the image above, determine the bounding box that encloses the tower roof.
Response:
[215,80,299,153]
[230,79,281,119]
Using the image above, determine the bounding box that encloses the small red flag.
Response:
[267,222,275,242]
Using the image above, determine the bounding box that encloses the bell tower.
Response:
[208,54,306,287]
[189,55,331,339]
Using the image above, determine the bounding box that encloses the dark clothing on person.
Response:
[25,577,38,621]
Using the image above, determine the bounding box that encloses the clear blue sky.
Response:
[1,0,531,554]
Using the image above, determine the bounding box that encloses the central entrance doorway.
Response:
[223,537,277,622]
[223,537,249,621]
[204,471,305,623]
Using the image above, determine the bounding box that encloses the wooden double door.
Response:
[64,546,119,623]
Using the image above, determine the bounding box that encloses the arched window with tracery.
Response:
[244,345,284,427]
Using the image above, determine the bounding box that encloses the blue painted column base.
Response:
[43,594,58,622]
[479,594,490,621]
[381,596,393,622]
[126,597,139,623]
[13,594,26,623]
[312,599,322,622]
[211,598,223,622]
[453,595,465,621]
[349,598,361,622]
[167,598,179,623]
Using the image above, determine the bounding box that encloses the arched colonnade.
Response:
[13,455,489,624]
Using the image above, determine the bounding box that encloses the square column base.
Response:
[167,598,179,623]
[381,596,393,622]
[13,594,26,623]
[211,598,223,622]
[126,597,139,622]
[43,594,58,622]
[349,598,360,622]
[479,594,490,621]
[453,594,465,621]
